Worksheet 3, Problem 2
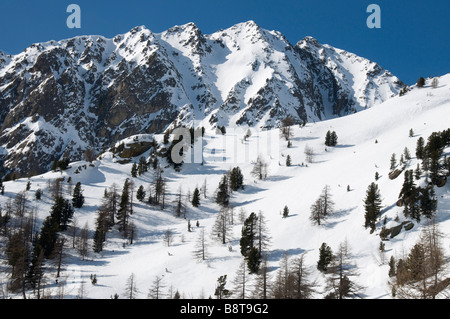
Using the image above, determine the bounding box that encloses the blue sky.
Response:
[0,0,448,84]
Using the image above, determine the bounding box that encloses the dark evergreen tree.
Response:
[388,256,396,277]
[239,212,262,274]
[35,188,42,200]
[229,167,244,191]
[117,179,131,234]
[93,209,109,253]
[35,215,59,258]
[330,131,338,146]
[420,186,437,219]
[416,77,425,88]
[325,131,338,146]
[325,130,332,147]
[399,170,421,221]
[247,247,262,274]
[286,155,292,167]
[317,243,333,272]
[51,196,75,231]
[414,163,422,180]
[215,174,230,207]
[416,137,425,160]
[390,153,397,170]
[399,170,416,202]
[214,275,232,299]
[364,182,382,232]
[240,212,258,258]
[136,185,146,202]
[137,156,148,176]
[192,187,201,207]
[72,182,85,209]
[282,205,289,218]
[131,163,138,178]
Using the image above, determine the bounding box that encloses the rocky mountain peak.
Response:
[0,22,403,178]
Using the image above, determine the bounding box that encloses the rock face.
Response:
[0,21,404,177]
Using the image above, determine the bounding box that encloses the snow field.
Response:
[1,74,449,299]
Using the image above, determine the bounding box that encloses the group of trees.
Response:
[325,131,338,147]
[389,220,447,298]
[215,166,245,208]
[310,185,335,226]
[317,240,363,299]
[218,239,364,299]
[239,212,271,274]
[1,177,90,298]
[398,170,437,222]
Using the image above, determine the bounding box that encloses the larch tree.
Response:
[193,228,208,261]
[310,185,334,226]
[291,253,317,299]
[250,155,268,180]
[325,239,364,299]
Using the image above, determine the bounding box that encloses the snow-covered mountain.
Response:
[0,73,448,299]
[0,21,403,178]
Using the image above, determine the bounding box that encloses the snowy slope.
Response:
[0,74,449,299]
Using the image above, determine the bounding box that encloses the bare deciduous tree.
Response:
[250,155,268,180]
[124,273,139,299]
[304,145,314,164]
[325,239,364,299]
[148,275,165,299]
[193,229,208,261]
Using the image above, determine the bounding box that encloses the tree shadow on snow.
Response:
[266,247,306,263]
[322,206,358,229]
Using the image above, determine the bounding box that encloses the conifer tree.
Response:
[72,182,85,209]
[282,205,289,218]
[416,77,425,88]
[240,212,258,258]
[117,178,131,234]
[390,153,397,170]
[416,137,425,160]
[136,185,145,202]
[131,163,138,178]
[229,167,244,191]
[214,275,232,299]
[192,187,200,207]
[286,155,292,167]
[240,212,262,273]
[51,196,75,231]
[215,174,230,207]
[419,186,437,219]
[93,209,109,253]
[364,182,382,232]
[330,131,338,146]
[317,242,333,272]
[137,156,148,176]
[325,130,332,147]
